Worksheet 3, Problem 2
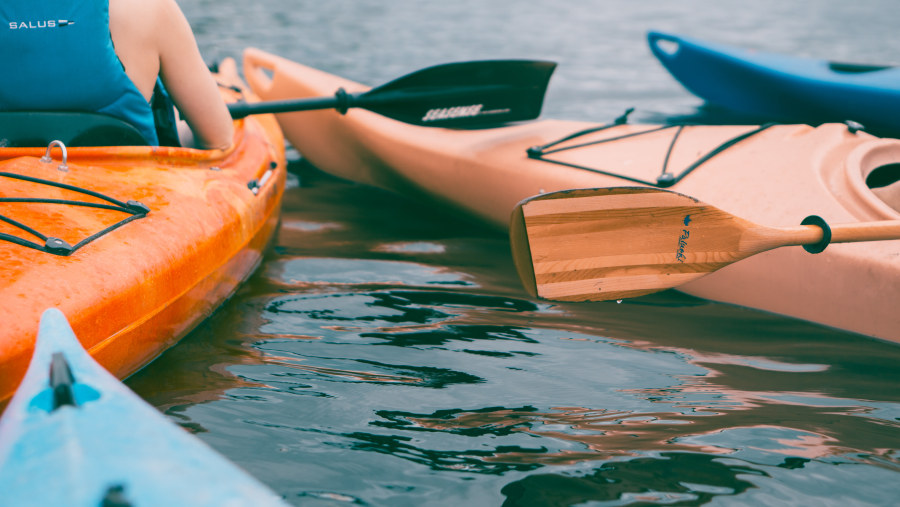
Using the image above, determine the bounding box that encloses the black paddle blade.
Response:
[357,60,556,127]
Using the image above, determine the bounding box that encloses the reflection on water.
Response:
[128,165,900,505]
[267,258,476,288]
[501,452,763,506]
[122,1,900,504]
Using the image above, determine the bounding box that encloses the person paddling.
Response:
[0,0,233,149]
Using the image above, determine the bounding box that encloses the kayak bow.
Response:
[0,308,287,506]
[648,30,900,136]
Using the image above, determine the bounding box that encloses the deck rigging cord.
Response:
[0,168,149,256]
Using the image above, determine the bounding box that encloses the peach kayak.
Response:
[0,59,287,405]
[242,48,900,343]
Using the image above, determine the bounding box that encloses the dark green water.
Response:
[129,1,900,504]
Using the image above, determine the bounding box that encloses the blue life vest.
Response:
[0,0,160,145]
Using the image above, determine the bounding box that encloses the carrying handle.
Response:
[647,31,682,61]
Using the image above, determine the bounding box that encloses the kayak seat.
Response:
[0,112,150,148]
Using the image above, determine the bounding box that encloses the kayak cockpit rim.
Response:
[844,139,900,216]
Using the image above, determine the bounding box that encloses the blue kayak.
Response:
[0,309,287,507]
[647,31,900,135]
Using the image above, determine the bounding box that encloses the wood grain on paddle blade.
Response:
[512,188,795,301]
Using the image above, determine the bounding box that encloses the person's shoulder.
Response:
[109,0,169,29]
[111,0,194,48]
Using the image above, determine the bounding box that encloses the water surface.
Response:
[129,2,900,505]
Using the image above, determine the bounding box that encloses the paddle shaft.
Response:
[229,94,346,119]
[228,86,515,119]
[789,220,900,245]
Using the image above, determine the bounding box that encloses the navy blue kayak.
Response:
[0,309,287,506]
[648,31,900,135]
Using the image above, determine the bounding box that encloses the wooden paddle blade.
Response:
[510,187,785,302]
[360,60,556,127]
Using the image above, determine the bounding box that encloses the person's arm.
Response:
[155,0,234,150]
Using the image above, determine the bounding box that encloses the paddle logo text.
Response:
[7,19,75,30]
[422,104,484,122]
[675,214,692,263]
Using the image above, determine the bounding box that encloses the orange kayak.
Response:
[0,59,287,405]
[243,47,900,343]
